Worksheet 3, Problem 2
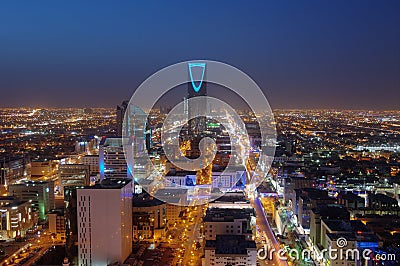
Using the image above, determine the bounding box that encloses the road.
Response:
[20,244,53,266]
[181,205,204,266]
[253,198,289,266]
[0,229,62,266]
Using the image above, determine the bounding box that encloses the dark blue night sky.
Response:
[0,1,399,109]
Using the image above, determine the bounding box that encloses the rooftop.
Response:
[0,196,18,201]
[48,208,65,216]
[338,191,364,201]
[0,156,25,163]
[133,193,165,207]
[212,191,248,204]
[99,136,131,146]
[323,219,371,233]
[80,178,132,189]
[312,204,350,220]
[154,188,188,197]
[11,180,52,186]
[3,200,29,208]
[166,170,196,176]
[369,193,398,204]
[203,208,255,222]
[205,235,256,255]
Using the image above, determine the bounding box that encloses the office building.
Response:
[132,193,166,241]
[368,193,399,210]
[116,100,129,136]
[58,164,90,195]
[81,155,100,175]
[283,176,315,203]
[8,180,55,221]
[337,191,365,210]
[0,196,18,207]
[153,188,188,225]
[208,191,251,209]
[187,63,207,136]
[211,170,246,192]
[0,156,28,186]
[0,200,36,240]
[30,160,53,179]
[310,204,350,248]
[294,188,336,231]
[164,170,196,187]
[116,100,149,155]
[99,137,132,180]
[203,208,255,241]
[48,208,66,241]
[205,235,257,266]
[321,220,382,266]
[64,186,79,264]
[77,179,133,266]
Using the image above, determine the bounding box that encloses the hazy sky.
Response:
[0,1,399,109]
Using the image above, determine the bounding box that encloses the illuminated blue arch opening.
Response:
[188,63,206,92]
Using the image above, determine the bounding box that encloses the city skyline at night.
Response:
[0,1,399,266]
[0,1,399,109]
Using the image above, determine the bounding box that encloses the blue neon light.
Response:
[356,242,379,249]
[188,63,206,92]
[100,161,105,175]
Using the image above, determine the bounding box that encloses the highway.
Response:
[1,230,62,266]
[181,205,204,266]
[253,198,289,266]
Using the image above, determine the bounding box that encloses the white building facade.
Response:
[77,179,132,266]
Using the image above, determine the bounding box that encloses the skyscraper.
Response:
[99,137,133,180]
[116,100,149,153]
[0,156,28,186]
[187,63,207,136]
[77,179,133,266]
[8,180,55,221]
[64,186,79,264]
[116,100,129,136]
[58,164,90,196]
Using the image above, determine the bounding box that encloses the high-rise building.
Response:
[203,208,255,241]
[64,186,79,264]
[0,200,36,240]
[187,64,207,136]
[99,137,132,180]
[8,180,55,221]
[30,160,52,179]
[116,100,129,136]
[58,164,90,195]
[153,188,188,225]
[202,204,257,266]
[81,155,100,175]
[77,179,133,266]
[132,192,167,241]
[320,220,382,266]
[48,208,66,241]
[310,204,350,248]
[0,156,29,186]
[205,235,257,266]
[115,100,152,181]
[116,100,149,154]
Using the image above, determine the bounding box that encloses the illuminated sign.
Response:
[207,123,220,128]
[188,63,206,92]
[356,242,379,249]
